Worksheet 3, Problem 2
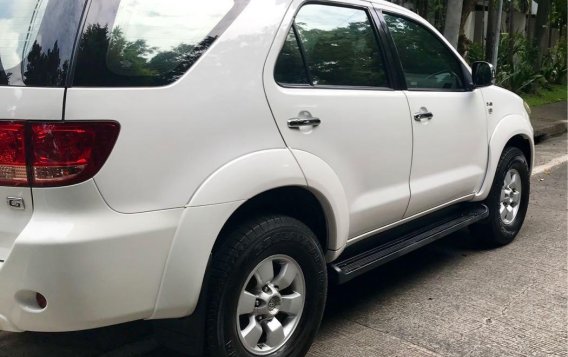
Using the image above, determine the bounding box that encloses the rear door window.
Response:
[275,4,389,88]
[0,0,87,87]
[73,0,249,87]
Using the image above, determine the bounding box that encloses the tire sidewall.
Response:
[210,218,327,357]
[487,148,530,244]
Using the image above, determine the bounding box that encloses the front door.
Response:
[264,1,413,238]
[382,12,488,217]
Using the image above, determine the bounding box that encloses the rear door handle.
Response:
[288,111,321,129]
[414,108,434,122]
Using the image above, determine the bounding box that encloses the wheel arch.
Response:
[151,149,348,320]
[213,186,331,258]
[506,134,533,170]
[474,114,534,201]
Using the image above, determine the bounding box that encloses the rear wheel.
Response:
[472,146,530,247]
[206,215,327,357]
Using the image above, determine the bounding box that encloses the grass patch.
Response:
[521,84,567,107]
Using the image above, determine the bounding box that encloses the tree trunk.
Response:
[444,0,464,48]
[457,0,476,55]
[507,0,515,66]
[486,0,496,62]
[485,0,503,66]
[459,0,477,37]
[533,0,551,67]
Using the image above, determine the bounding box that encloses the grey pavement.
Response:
[1,134,567,357]
[308,162,567,356]
[534,134,567,167]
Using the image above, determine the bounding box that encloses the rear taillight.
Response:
[0,121,120,187]
[0,123,27,186]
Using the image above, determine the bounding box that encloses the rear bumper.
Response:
[0,181,183,332]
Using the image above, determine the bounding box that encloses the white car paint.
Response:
[0,180,181,332]
[0,0,533,334]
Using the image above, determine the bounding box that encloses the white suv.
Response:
[0,0,533,356]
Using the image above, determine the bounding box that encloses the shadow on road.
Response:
[324,228,482,320]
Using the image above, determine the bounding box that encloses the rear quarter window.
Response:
[74,0,248,87]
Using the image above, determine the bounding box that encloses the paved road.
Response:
[1,135,567,357]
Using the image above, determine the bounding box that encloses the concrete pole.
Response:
[491,0,504,67]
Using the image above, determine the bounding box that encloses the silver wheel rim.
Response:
[236,255,305,355]
[500,168,522,225]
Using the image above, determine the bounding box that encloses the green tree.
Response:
[107,27,157,77]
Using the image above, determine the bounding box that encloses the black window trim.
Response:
[378,10,475,93]
[66,0,95,89]
[291,23,314,85]
[274,0,396,92]
[369,7,406,91]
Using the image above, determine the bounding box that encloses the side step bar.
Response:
[331,204,489,284]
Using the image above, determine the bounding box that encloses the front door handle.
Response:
[414,108,434,122]
[288,111,321,129]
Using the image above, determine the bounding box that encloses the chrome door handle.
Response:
[288,111,321,129]
[414,109,434,122]
[288,118,321,128]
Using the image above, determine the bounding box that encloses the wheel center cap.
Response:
[268,296,281,312]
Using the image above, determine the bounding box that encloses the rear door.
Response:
[264,0,413,239]
[0,0,86,261]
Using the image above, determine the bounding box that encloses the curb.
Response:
[533,121,567,144]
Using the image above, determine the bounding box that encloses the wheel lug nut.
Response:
[263,286,270,293]
[255,299,260,307]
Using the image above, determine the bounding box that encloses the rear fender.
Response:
[152,149,349,318]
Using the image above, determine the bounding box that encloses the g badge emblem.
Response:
[7,197,25,210]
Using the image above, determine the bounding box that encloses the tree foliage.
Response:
[24,41,69,86]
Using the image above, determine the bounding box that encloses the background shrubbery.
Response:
[467,33,566,94]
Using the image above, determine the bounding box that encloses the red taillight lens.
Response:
[30,122,120,187]
[0,123,28,186]
[0,121,120,187]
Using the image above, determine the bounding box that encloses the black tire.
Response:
[471,146,530,247]
[206,215,327,357]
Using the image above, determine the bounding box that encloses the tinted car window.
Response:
[285,4,387,88]
[74,0,248,87]
[0,0,87,87]
[384,14,464,90]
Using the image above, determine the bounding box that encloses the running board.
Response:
[331,204,489,284]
